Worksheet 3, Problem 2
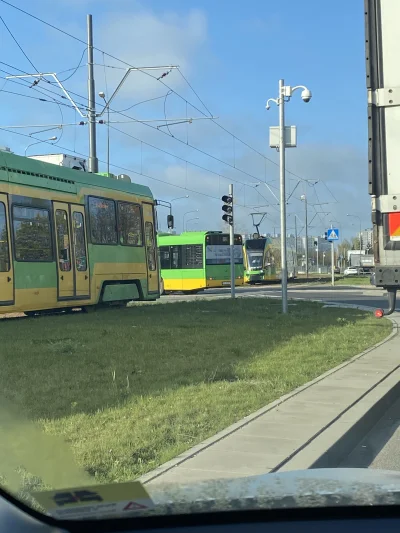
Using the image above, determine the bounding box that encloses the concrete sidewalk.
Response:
[141,311,400,487]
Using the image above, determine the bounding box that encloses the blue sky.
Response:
[0,0,369,238]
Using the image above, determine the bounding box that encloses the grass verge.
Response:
[0,298,391,488]
[335,276,373,286]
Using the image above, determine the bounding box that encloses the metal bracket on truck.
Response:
[365,0,400,316]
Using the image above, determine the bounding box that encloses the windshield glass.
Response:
[247,252,264,270]
[0,0,397,522]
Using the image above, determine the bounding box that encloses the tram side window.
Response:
[88,196,117,245]
[0,202,10,271]
[13,206,52,262]
[145,221,156,271]
[55,210,71,272]
[73,212,87,271]
[118,202,143,246]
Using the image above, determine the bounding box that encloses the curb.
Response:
[139,305,398,485]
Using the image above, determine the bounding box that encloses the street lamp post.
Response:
[347,214,362,269]
[288,213,302,276]
[266,80,312,313]
[186,217,199,231]
[25,136,58,156]
[183,210,199,232]
[301,195,309,281]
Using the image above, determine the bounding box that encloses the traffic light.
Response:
[167,214,174,229]
[314,239,318,247]
[222,194,233,226]
[324,231,328,240]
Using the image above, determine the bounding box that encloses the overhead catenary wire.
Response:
[1,59,333,212]
[0,14,39,72]
[0,0,339,202]
[108,124,277,208]
[1,61,287,199]
[0,6,340,215]
[0,56,333,206]
[0,126,259,209]
[56,47,87,83]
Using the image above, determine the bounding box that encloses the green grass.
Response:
[335,276,373,286]
[0,299,391,490]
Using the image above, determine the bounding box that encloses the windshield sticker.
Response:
[32,481,154,520]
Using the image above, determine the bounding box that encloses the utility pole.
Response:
[87,14,98,173]
[301,194,309,281]
[330,223,335,286]
[294,215,298,277]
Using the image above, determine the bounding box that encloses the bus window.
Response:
[182,245,203,269]
[0,202,10,272]
[12,206,52,262]
[160,246,171,269]
[171,245,180,269]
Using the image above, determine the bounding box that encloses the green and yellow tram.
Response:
[158,231,244,293]
[243,237,276,284]
[0,150,160,315]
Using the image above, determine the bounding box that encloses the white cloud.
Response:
[92,7,208,102]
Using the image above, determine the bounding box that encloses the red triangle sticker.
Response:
[123,501,147,511]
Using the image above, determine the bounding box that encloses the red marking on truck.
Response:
[388,212,400,240]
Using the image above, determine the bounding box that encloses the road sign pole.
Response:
[331,240,335,286]
[229,183,235,299]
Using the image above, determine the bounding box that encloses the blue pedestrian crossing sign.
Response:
[326,228,339,241]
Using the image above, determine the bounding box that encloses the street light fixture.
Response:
[183,210,199,231]
[99,91,110,176]
[267,80,312,314]
[25,136,57,156]
[171,195,189,203]
[186,217,199,231]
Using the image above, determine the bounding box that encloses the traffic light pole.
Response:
[229,183,235,299]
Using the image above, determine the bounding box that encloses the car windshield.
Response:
[0,0,397,523]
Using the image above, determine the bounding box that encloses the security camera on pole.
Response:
[266,80,312,314]
[222,185,235,299]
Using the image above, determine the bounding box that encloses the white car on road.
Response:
[343,267,359,276]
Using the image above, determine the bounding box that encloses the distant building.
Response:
[359,229,373,251]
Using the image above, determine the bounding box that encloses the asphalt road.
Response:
[340,398,400,471]
[161,283,393,311]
